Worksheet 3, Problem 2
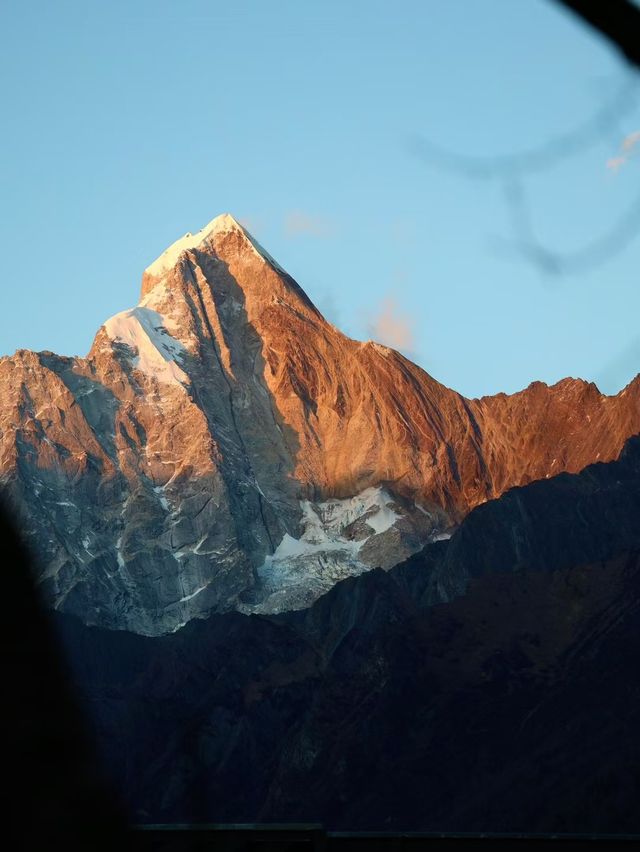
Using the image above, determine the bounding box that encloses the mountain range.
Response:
[3,213,640,831]
[1,213,639,634]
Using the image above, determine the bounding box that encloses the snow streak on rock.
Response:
[103,307,189,386]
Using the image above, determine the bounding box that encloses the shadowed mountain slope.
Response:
[54,435,640,831]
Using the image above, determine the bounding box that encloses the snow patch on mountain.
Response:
[153,485,170,511]
[103,307,189,386]
[240,487,402,614]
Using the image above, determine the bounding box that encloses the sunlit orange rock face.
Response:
[1,214,638,633]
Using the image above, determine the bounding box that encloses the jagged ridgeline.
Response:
[1,214,639,634]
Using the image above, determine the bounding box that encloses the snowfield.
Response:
[241,487,404,614]
[103,306,189,386]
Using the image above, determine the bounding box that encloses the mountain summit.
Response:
[143,213,246,279]
[1,214,639,634]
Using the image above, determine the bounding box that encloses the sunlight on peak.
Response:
[144,213,243,278]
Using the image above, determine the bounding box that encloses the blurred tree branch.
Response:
[410,71,640,275]
[410,76,638,179]
[497,175,640,275]
[410,2,640,276]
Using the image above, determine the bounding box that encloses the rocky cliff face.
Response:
[1,213,639,633]
[54,437,640,831]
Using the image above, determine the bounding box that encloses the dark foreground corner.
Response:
[0,500,130,851]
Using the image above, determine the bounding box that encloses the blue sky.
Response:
[2,0,639,397]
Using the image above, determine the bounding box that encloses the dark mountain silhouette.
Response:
[53,436,640,832]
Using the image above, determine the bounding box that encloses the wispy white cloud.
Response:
[238,216,262,233]
[622,130,640,152]
[606,130,640,172]
[284,210,334,238]
[606,156,627,173]
[367,296,414,352]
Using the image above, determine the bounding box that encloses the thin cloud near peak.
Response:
[367,296,415,353]
[606,130,640,172]
[283,210,335,238]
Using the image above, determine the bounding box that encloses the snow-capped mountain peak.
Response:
[2,212,639,635]
[144,213,245,279]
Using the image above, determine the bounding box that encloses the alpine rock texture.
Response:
[1,213,639,634]
[56,436,640,831]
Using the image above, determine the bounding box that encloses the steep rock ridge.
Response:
[1,213,639,633]
[397,433,640,606]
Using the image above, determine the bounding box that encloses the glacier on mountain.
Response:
[241,487,433,614]
[103,306,189,386]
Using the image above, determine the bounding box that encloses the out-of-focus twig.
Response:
[410,75,640,276]
[409,77,638,179]
[495,175,640,275]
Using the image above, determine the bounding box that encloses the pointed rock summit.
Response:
[143,213,245,280]
[1,213,639,634]
[140,212,317,315]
